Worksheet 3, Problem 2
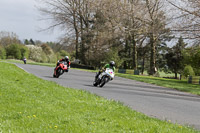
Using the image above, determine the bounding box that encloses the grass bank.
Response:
[0,62,199,132]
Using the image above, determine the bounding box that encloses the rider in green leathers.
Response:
[95,61,115,79]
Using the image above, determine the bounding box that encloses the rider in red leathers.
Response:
[54,56,71,76]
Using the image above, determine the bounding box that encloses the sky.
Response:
[0,0,61,42]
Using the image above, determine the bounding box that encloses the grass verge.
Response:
[116,73,200,95]
[0,62,199,132]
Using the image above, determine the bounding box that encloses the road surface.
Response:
[16,63,200,130]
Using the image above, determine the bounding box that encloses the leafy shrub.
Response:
[5,44,22,59]
[5,44,29,60]
[26,45,47,62]
[0,46,6,59]
[20,46,29,59]
[48,53,57,63]
[183,65,195,77]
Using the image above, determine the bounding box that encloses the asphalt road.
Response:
[16,63,200,130]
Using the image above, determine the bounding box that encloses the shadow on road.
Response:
[84,84,97,88]
[43,76,54,78]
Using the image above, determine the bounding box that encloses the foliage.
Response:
[29,38,35,45]
[41,43,52,55]
[59,50,70,58]
[0,62,198,132]
[183,65,195,78]
[26,45,48,63]
[167,0,200,44]
[41,43,57,63]
[38,0,172,76]
[0,45,6,59]
[104,48,123,68]
[165,37,187,78]
[183,47,200,76]
[5,44,22,59]
[24,39,29,45]
[0,31,20,47]
[20,45,29,59]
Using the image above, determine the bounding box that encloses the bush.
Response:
[183,65,195,78]
[5,44,21,59]
[20,46,29,59]
[5,44,30,60]
[26,45,47,62]
[48,53,57,63]
[0,46,6,59]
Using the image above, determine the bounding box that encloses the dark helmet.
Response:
[110,61,115,67]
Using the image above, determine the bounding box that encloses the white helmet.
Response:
[65,56,69,60]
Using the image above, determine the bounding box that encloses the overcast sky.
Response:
[0,0,61,42]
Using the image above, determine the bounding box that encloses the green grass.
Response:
[116,73,200,95]
[0,62,199,132]
[1,59,56,67]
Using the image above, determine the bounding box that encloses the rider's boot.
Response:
[53,68,57,76]
[95,72,101,81]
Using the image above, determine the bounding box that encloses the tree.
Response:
[41,43,52,55]
[183,47,200,75]
[183,65,195,77]
[5,44,22,59]
[59,50,69,58]
[0,31,20,46]
[38,0,83,59]
[24,39,29,45]
[165,37,187,78]
[20,46,29,59]
[104,48,123,68]
[166,0,200,44]
[29,39,35,45]
[0,45,6,59]
[27,45,48,62]
[143,0,170,75]
[41,43,57,63]
[38,0,172,73]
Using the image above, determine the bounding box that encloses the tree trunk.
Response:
[132,35,137,70]
[75,25,79,59]
[80,10,85,64]
[175,72,178,79]
[150,33,156,75]
[142,56,145,75]
[72,2,79,59]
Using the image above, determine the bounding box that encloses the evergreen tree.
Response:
[24,39,29,45]
[165,37,187,78]
[29,39,35,45]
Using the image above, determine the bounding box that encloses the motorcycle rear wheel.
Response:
[93,81,98,86]
[99,76,106,87]
[56,68,61,78]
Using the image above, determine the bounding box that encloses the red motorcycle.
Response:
[53,61,69,78]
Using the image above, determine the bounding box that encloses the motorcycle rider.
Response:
[54,56,71,76]
[95,61,115,80]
